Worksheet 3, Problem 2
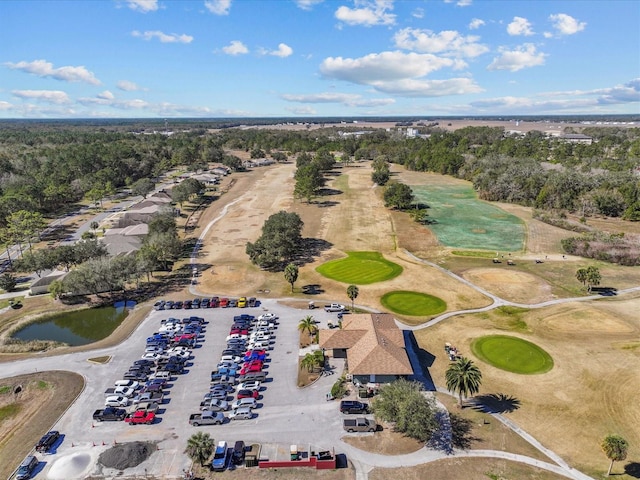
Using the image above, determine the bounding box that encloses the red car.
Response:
[210,297,220,307]
[242,359,263,369]
[125,410,155,425]
[219,298,229,308]
[229,328,249,336]
[173,333,196,342]
[237,389,259,400]
[239,363,262,376]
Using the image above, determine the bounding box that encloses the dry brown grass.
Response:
[0,371,84,479]
[369,457,570,480]
[341,425,423,455]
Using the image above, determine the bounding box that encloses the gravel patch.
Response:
[98,441,156,470]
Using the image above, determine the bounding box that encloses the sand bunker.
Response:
[48,451,95,479]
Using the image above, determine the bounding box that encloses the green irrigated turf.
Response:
[380,290,447,316]
[411,185,524,252]
[316,251,403,285]
[471,335,554,374]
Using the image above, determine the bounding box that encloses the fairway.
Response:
[471,335,554,374]
[380,291,447,316]
[316,251,403,284]
[411,185,524,251]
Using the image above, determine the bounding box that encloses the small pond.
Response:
[12,302,135,346]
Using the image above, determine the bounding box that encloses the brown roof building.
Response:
[319,313,413,385]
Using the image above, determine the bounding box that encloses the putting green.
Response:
[471,335,554,374]
[380,291,446,316]
[316,251,403,285]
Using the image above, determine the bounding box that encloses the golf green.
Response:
[471,335,554,374]
[380,291,447,316]
[316,251,403,285]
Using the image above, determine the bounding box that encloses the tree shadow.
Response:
[296,238,333,266]
[316,200,339,208]
[318,188,343,196]
[449,413,481,449]
[301,284,324,295]
[470,393,521,414]
[625,462,640,478]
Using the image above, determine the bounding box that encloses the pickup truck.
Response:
[324,303,346,312]
[125,410,156,425]
[93,407,127,422]
[132,391,164,405]
[343,417,377,433]
[189,411,225,426]
[104,386,135,398]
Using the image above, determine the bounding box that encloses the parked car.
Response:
[105,395,129,407]
[219,298,229,308]
[199,398,230,412]
[123,371,148,382]
[229,407,253,420]
[232,440,246,465]
[191,298,201,309]
[212,441,231,471]
[125,410,155,425]
[203,390,229,401]
[114,380,140,390]
[35,430,60,453]
[258,313,278,322]
[231,397,257,409]
[133,359,156,368]
[15,455,38,480]
[237,297,247,308]
[339,400,370,414]
[238,381,261,392]
[210,297,220,307]
[228,299,238,308]
[239,364,262,376]
[243,351,266,362]
[153,300,165,310]
[237,389,259,400]
[247,297,257,307]
[200,298,210,308]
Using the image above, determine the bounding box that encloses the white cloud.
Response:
[487,43,546,72]
[507,16,534,36]
[125,0,158,12]
[204,0,231,15]
[334,0,396,27]
[444,0,472,6]
[261,43,293,58]
[131,30,193,43]
[369,77,483,97]
[12,90,71,104]
[5,59,101,85]
[281,92,395,107]
[412,8,424,19]
[321,51,455,84]
[469,18,485,30]
[295,0,323,10]
[97,90,115,100]
[285,106,317,115]
[222,40,249,55]
[0,101,14,111]
[394,28,489,58]
[117,80,142,91]
[548,13,586,36]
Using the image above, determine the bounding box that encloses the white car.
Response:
[141,352,161,361]
[144,346,165,354]
[229,406,254,420]
[256,321,275,330]
[258,313,278,321]
[220,355,242,363]
[114,386,136,397]
[231,398,257,409]
[238,381,261,391]
[114,380,139,390]
[105,395,129,407]
[165,350,190,360]
[226,334,248,341]
[248,340,270,350]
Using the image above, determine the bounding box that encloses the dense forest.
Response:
[0,120,639,229]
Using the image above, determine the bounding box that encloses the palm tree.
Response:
[601,434,628,476]
[184,431,214,466]
[300,353,316,372]
[576,268,588,287]
[283,263,299,293]
[312,349,326,371]
[298,315,317,336]
[346,284,359,311]
[445,356,483,408]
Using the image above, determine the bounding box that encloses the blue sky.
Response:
[1,0,639,118]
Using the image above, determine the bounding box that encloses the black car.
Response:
[36,430,60,452]
[232,440,246,465]
[133,359,156,367]
[124,371,148,381]
[191,298,201,308]
[339,400,369,414]
[173,301,183,309]
[161,362,184,374]
[200,298,210,308]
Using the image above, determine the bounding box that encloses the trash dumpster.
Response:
[290,444,298,461]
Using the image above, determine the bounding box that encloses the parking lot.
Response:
[12,299,348,478]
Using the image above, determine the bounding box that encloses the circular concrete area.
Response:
[47,451,96,479]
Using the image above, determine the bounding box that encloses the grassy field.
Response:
[316,251,403,285]
[471,335,554,374]
[411,184,525,252]
[380,290,447,316]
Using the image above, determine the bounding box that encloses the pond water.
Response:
[12,303,134,346]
